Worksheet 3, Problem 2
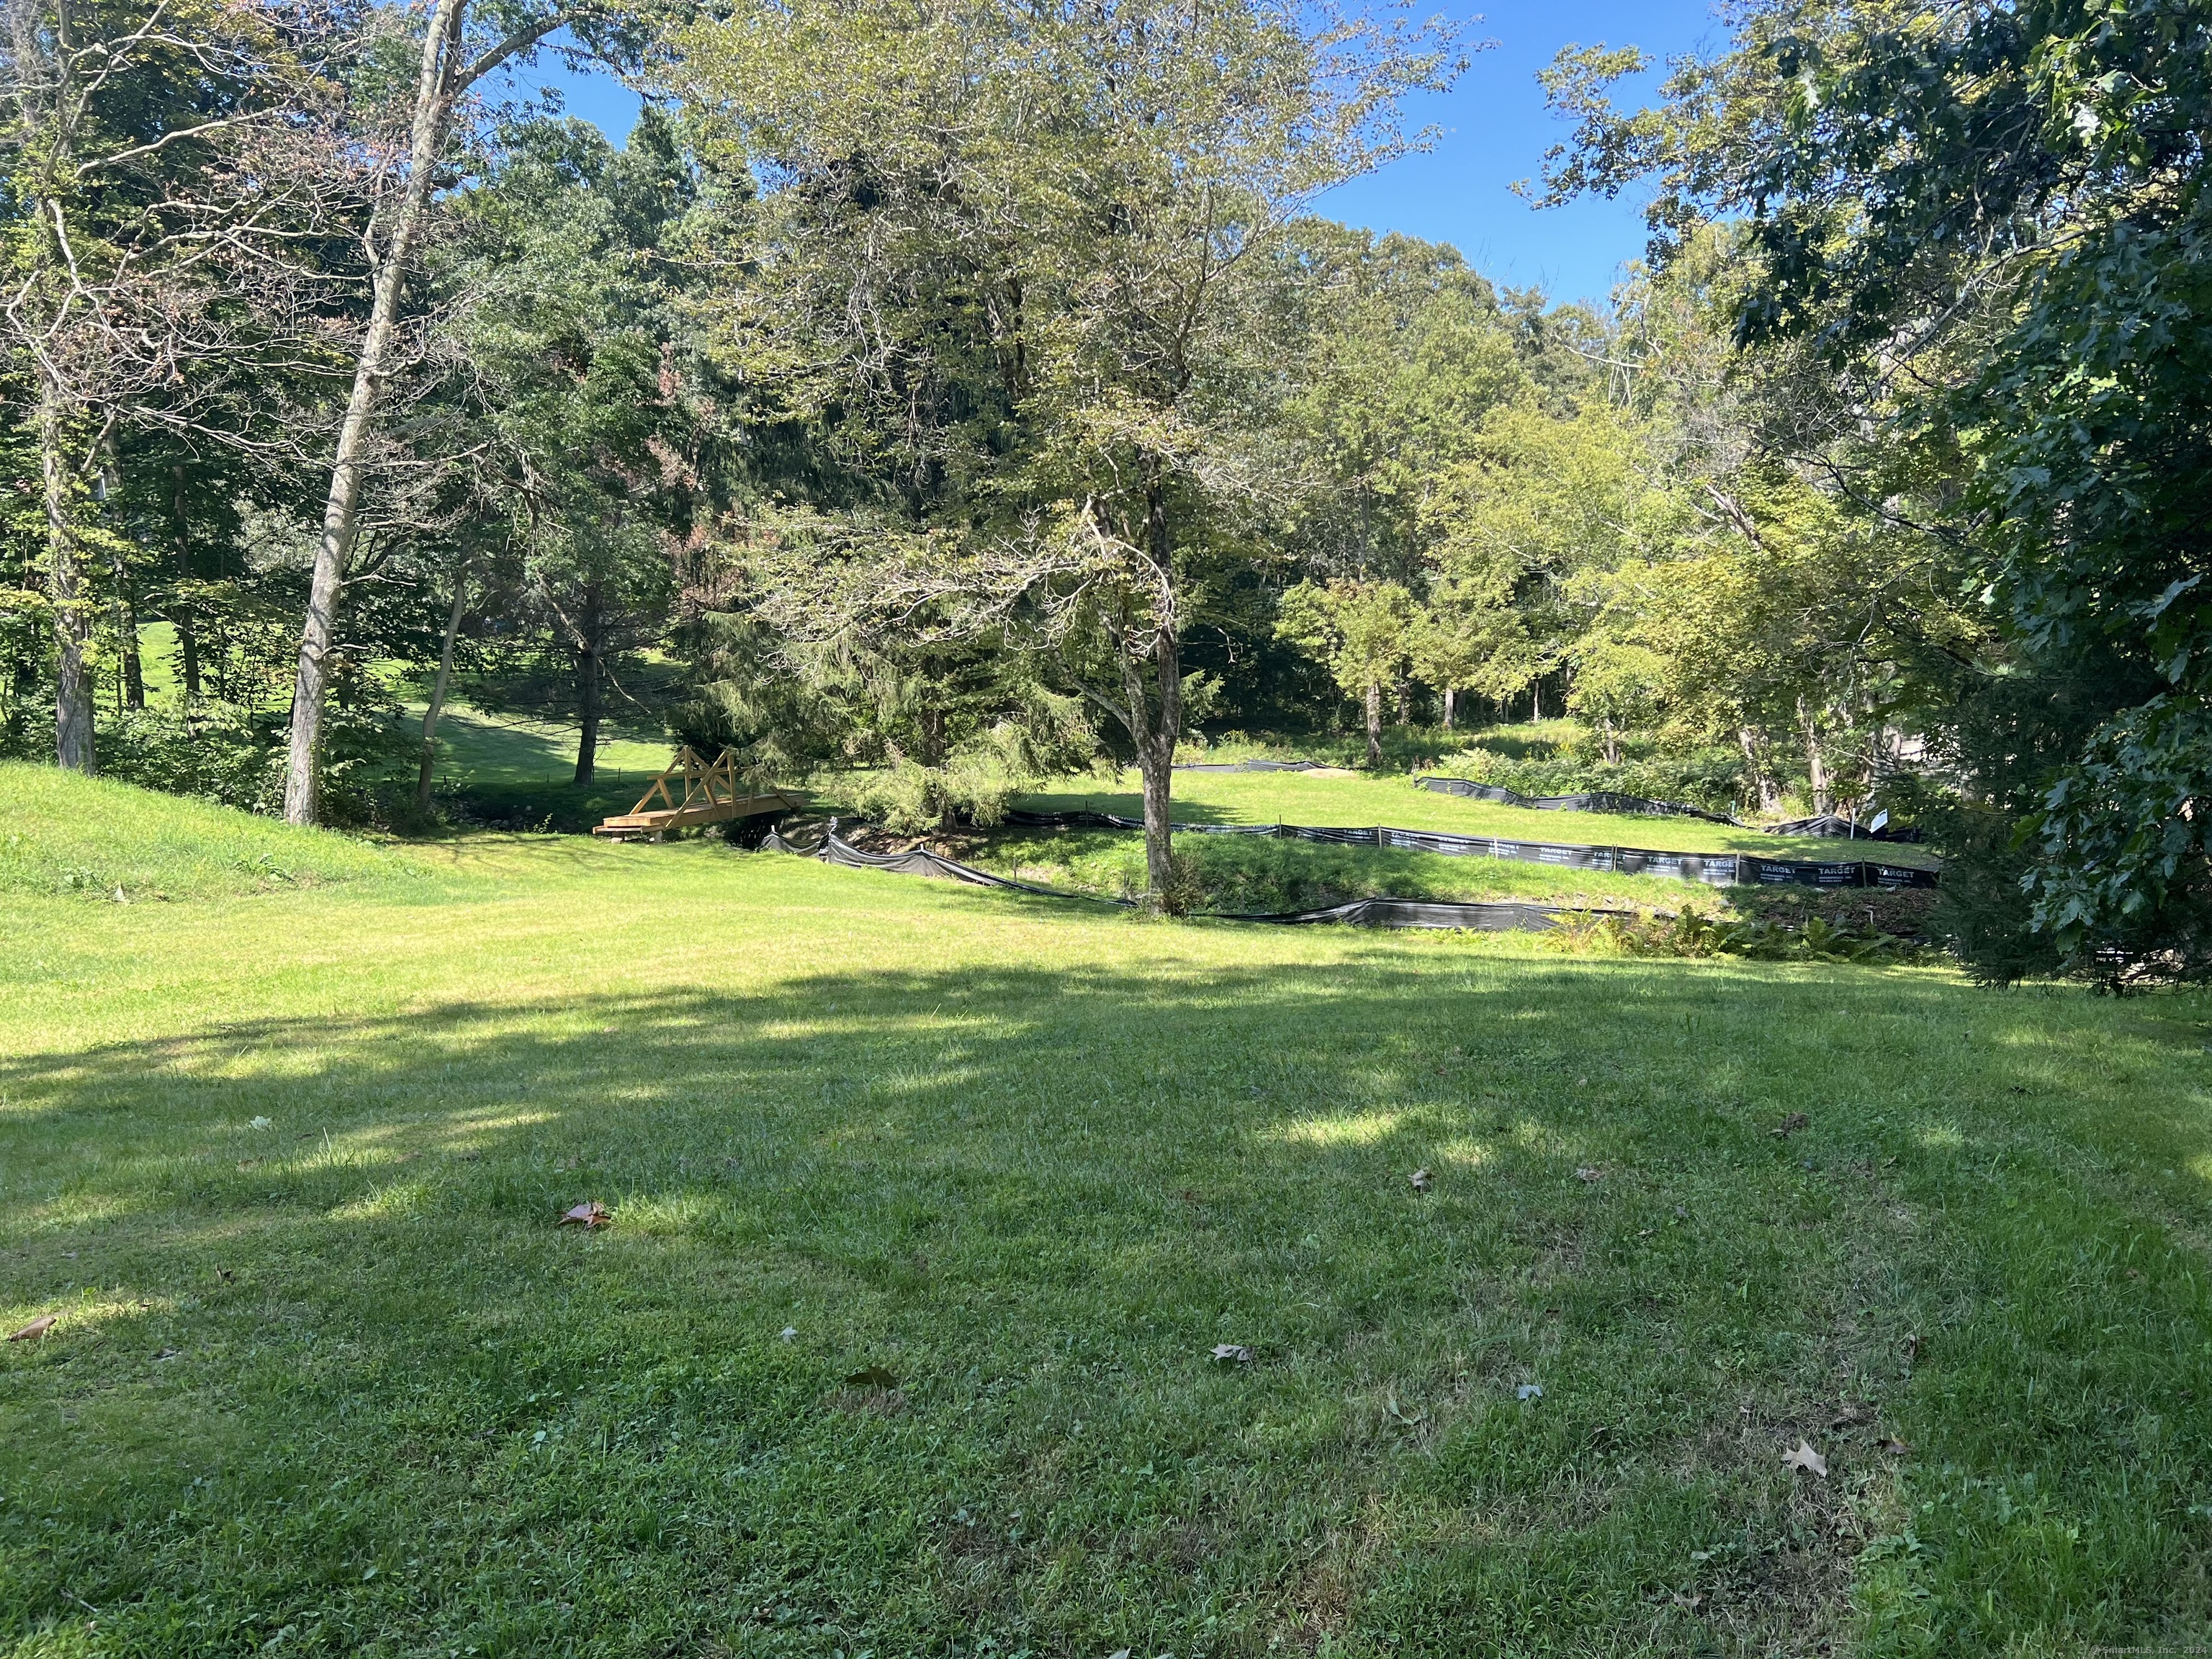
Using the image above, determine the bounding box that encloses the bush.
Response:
[96,701,416,827]
[1429,742,1751,815]
[1542,908,1926,966]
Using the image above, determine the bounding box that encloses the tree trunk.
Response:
[284,0,468,825]
[1364,680,1382,768]
[112,556,143,711]
[40,380,94,773]
[1799,699,1830,815]
[1394,675,1409,727]
[920,701,947,768]
[1442,686,1455,731]
[574,581,604,786]
[1601,718,1619,766]
[1100,480,1186,906]
[415,571,468,809]
[1738,725,1778,814]
[171,465,201,705]
[1530,680,1542,722]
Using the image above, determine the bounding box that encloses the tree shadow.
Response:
[1,953,2207,1653]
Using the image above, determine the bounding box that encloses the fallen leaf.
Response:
[215,1267,234,1282]
[1671,1591,1705,1611]
[1876,1437,1911,1455]
[7,1315,57,1341]
[843,1365,899,1389]
[1210,1344,1253,1364]
[1830,1403,1873,1429]
[1772,1112,1809,1138]
[1574,1166,1603,1183]
[248,1116,272,1131]
[1516,1382,1543,1401]
[1575,1076,1589,1087]
[1902,1332,1922,1364]
[558,1201,610,1228]
[1636,1228,1654,1238]
[153,1348,181,1362]
[1408,1167,1433,1192]
[1781,1439,1827,1477]
[779,1326,798,1343]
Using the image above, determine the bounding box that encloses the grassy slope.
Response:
[1,801,2208,1655]
[0,762,416,900]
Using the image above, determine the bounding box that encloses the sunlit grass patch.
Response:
[0,806,2206,1657]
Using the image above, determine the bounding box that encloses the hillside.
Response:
[0,762,418,901]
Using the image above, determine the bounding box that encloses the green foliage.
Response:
[1431,739,1752,817]
[1274,578,1420,762]
[1542,0,2212,974]
[93,698,415,827]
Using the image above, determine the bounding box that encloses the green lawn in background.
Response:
[1,772,2205,1657]
[1022,768,1946,870]
[405,703,678,831]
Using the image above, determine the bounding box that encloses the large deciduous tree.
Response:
[1544,0,2212,978]
[669,0,1463,899]
[280,0,655,824]
[0,0,341,774]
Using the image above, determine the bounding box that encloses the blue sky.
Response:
[509,1,1723,309]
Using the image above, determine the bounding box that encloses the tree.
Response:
[280,0,652,824]
[668,0,1463,897]
[0,0,341,773]
[1275,577,1418,765]
[1542,1,2212,976]
[445,112,739,786]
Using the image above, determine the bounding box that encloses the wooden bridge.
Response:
[593,747,805,840]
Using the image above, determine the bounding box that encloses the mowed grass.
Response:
[1024,768,1946,871]
[2,781,2208,1655]
[0,762,417,900]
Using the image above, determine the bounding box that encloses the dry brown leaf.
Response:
[1781,1439,1828,1478]
[1830,1403,1874,1429]
[1210,1344,1253,1364]
[1408,1167,1433,1192]
[558,1201,610,1229]
[1903,1332,1922,1364]
[7,1314,57,1342]
[1772,1112,1810,1138]
[1574,1166,1603,1183]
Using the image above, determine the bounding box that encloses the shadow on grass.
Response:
[1,956,2209,1655]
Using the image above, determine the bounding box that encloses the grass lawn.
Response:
[409,703,678,833]
[2,774,2206,1656]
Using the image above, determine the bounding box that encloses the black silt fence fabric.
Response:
[1173,758,1325,773]
[765,827,1614,931]
[1413,774,1923,842]
[994,810,1938,889]
[1763,812,1925,843]
[1413,774,1736,824]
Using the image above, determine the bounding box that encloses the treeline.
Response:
[3,0,2206,981]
